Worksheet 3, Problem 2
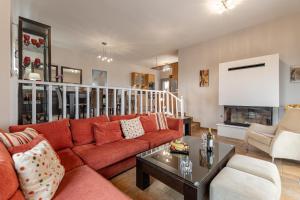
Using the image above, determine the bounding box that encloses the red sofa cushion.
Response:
[140,115,159,133]
[109,114,137,121]
[70,116,109,145]
[0,143,20,200]
[136,130,177,148]
[9,119,73,151]
[94,121,123,146]
[9,190,25,200]
[8,134,45,155]
[166,117,183,136]
[72,139,149,170]
[54,165,130,200]
[56,148,84,172]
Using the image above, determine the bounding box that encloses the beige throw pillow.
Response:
[13,140,65,200]
[120,117,145,139]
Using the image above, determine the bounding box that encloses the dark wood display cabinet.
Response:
[18,17,52,124]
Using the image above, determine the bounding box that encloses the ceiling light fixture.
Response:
[212,0,238,14]
[97,42,113,63]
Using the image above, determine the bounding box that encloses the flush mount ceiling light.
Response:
[97,42,113,63]
[211,0,238,14]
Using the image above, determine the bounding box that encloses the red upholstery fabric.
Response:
[9,119,73,151]
[167,117,183,138]
[140,115,159,133]
[72,139,149,170]
[9,190,25,200]
[70,116,109,145]
[136,131,174,148]
[54,165,131,200]
[109,114,137,121]
[0,142,20,200]
[56,148,84,172]
[94,121,123,146]
[98,156,136,179]
[8,135,45,154]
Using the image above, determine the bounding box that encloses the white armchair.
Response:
[245,108,300,162]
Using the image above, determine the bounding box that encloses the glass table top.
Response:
[137,136,235,187]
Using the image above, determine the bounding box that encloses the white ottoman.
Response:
[210,155,281,200]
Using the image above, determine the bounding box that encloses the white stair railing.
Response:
[17,80,184,124]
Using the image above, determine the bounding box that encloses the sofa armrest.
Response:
[167,117,183,137]
[248,123,277,135]
[271,130,300,161]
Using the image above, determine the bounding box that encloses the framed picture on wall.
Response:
[61,66,82,84]
[92,69,107,86]
[290,66,300,82]
[199,69,209,87]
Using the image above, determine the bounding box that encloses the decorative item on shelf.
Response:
[28,72,41,81]
[38,38,45,45]
[33,58,41,68]
[23,56,31,67]
[23,34,30,46]
[31,38,37,46]
[207,128,214,152]
[35,42,41,48]
[97,42,113,63]
[170,140,189,154]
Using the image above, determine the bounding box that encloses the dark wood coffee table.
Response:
[136,136,235,200]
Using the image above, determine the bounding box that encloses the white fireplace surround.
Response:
[218,54,280,139]
[219,54,279,107]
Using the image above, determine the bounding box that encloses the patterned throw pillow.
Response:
[120,117,145,139]
[0,128,38,148]
[149,113,169,130]
[13,140,65,200]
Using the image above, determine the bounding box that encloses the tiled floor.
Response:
[111,129,300,200]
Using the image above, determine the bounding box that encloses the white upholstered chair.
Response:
[245,108,300,162]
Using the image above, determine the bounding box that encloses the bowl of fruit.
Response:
[170,140,189,155]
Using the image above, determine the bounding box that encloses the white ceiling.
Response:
[12,0,300,67]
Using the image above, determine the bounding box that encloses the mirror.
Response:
[61,66,82,84]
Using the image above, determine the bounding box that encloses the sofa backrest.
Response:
[70,116,109,145]
[0,142,24,199]
[9,119,73,151]
[109,114,137,121]
[276,108,300,135]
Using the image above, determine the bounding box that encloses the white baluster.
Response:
[134,90,137,114]
[150,91,153,113]
[145,91,148,113]
[140,91,143,114]
[155,91,158,113]
[105,88,109,116]
[121,89,125,115]
[113,89,117,115]
[180,96,184,118]
[63,85,67,118]
[48,85,53,122]
[32,83,36,124]
[86,87,90,118]
[75,86,79,119]
[162,92,165,113]
[128,90,131,114]
[159,92,162,112]
[166,92,169,115]
[175,97,178,118]
[171,95,174,116]
[96,88,100,116]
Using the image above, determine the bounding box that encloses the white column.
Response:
[48,85,53,122]
[31,83,36,124]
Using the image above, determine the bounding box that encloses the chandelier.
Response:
[212,0,238,14]
[97,42,113,63]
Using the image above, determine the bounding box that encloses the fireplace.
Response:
[224,106,273,127]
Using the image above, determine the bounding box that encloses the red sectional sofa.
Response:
[0,114,183,200]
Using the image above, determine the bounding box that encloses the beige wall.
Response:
[0,0,12,128]
[179,13,300,128]
[52,46,159,89]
